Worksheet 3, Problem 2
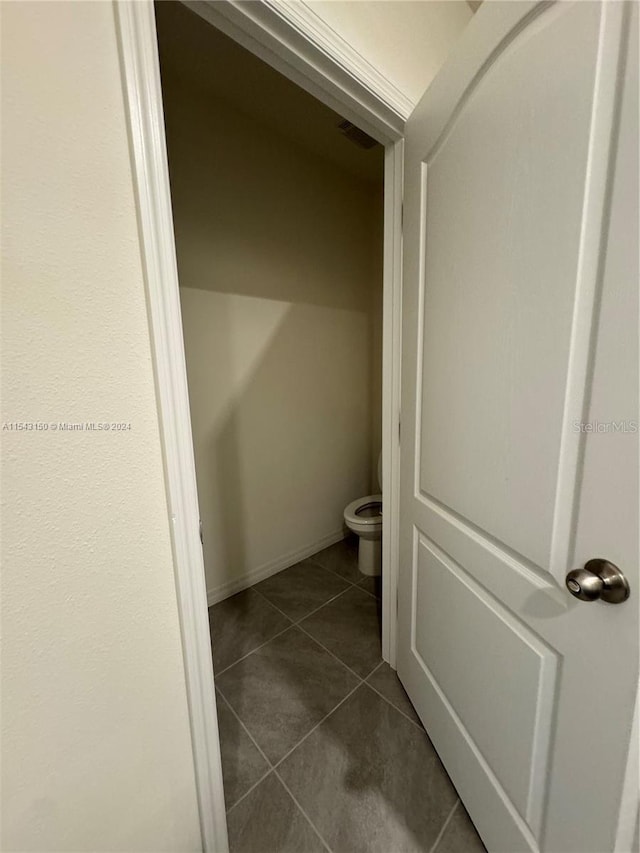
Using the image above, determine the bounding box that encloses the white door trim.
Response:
[114,0,404,848]
[382,139,404,668]
[263,0,414,120]
[182,0,407,143]
[114,3,229,851]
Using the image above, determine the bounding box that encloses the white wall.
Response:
[1,3,201,850]
[162,80,383,601]
[307,0,473,107]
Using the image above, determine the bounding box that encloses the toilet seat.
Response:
[344,493,382,527]
[343,452,383,576]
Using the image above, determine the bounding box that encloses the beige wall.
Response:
[1,3,200,850]
[370,187,384,493]
[308,1,473,107]
[162,80,383,600]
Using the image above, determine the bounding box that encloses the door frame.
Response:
[114,1,405,850]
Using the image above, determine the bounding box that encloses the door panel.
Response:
[398,3,638,852]
[412,533,558,833]
[416,2,600,571]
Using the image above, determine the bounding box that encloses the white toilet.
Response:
[343,453,382,576]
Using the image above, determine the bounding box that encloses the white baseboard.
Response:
[206,528,347,606]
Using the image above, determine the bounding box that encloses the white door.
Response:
[397,2,638,852]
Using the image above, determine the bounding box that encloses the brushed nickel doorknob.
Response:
[566,559,630,603]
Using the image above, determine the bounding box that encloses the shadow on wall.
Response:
[168,81,383,599]
[166,79,376,312]
[181,288,372,597]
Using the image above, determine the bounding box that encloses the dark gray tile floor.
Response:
[209,587,290,673]
[226,773,325,853]
[278,684,457,852]
[209,536,486,853]
[366,660,421,726]
[255,558,350,622]
[215,691,269,808]
[217,627,358,763]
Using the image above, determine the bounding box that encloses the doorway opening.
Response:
[151,3,483,850]
[156,0,385,613]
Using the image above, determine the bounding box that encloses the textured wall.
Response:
[162,80,383,601]
[1,3,201,849]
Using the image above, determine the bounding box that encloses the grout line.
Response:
[217,661,361,796]
[252,582,353,628]
[217,666,353,853]
[223,766,273,815]
[312,559,380,602]
[304,556,361,588]
[305,554,381,602]
[364,679,426,733]
[214,585,373,771]
[249,585,370,683]
[215,689,274,771]
[355,581,380,601]
[302,557,355,582]
[428,799,460,853]
[251,580,382,683]
[214,592,367,763]
[274,769,334,853]
[216,566,378,680]
[295,621,371,683]
[214,622,294,678]
[273,680,363,771]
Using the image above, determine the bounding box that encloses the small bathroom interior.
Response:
[156,3,485,851]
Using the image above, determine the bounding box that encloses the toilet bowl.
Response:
[343,454,382,576]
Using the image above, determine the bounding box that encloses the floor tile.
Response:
[226,772,325,853]
[357,573,382,598]
[366,662,421,726]
[216,626,359,764]
[215,691,270,810]
[209,588,291,673]
[435,801,487,853]
[254,559,350,622]
[300,585,381,678]
[279,684,457,853]
[308,535,361,583]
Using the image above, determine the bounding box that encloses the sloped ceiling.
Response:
[155,0,474,183]
[303,1,474,108]
[155,1,385,184]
